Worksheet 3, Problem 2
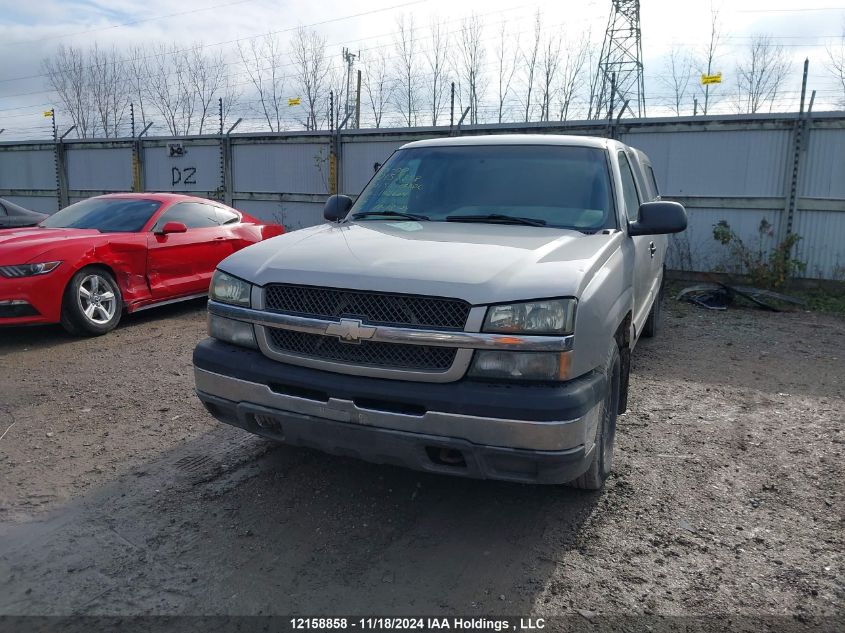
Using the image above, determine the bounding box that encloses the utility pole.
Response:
[130,103,136,138]
[592,0,646,120]
[355,69,362,130]
[342,48,358,127]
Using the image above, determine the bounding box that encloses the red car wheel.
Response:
[60,267,123,336]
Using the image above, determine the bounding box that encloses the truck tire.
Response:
[570,343,621,491]
[60,267,123,336]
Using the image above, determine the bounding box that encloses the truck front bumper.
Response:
[193,339,606,484]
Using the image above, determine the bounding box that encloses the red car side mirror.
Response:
[157,221,188,235]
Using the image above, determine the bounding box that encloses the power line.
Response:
[3,0,260,47]
[0,0,428,84]
[0,1,548,105]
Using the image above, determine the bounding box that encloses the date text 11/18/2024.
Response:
[290,617,547,630]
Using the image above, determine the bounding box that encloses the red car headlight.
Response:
[0,261,62,278]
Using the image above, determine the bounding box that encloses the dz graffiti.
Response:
[171,167,197,186]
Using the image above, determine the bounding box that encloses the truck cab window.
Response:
[617,152,641,222]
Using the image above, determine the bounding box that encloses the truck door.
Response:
[617,151,658,335]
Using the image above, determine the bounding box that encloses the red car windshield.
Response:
[40,198,162,233]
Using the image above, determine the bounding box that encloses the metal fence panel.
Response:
[668,207,784,273]
[792,209,845,279]
[233,141,329,194]
[340,140,405,194]
[620,129,792,198]
[232,199,324,231]
[798,127,845,199]
[2,114,845,279]
[1,195,58,213]
[143,143,222,192]
[67,147,132,191]
[0,148,55,190]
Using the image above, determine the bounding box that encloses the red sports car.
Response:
[0,193,284,336]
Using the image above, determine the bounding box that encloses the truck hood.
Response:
[219,221,623,305]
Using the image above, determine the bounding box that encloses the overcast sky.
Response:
[0,0,842,139]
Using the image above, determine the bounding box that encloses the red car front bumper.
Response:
[0,267,69,326]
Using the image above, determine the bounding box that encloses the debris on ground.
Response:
[677,282,806,312]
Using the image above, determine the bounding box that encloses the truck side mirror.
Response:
[323,195,353,222]
[628,201,687,236]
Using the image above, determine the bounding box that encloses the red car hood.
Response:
[0,227,108,264]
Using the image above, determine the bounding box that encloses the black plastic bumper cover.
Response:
[198,391,592,485]
[193,339,605,423]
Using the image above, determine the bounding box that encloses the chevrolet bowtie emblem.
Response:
[325,318,376,344]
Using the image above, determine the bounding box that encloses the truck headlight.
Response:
[469,351,571,381]
[210,270,251,306]
[208,313,258,349]
[482,299,576,335]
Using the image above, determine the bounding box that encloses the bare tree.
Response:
[586,43,602,119]
[661,45,694,115]
[239,34,287,132]
[145,44,194,135]
[826,25,845,106]
[495,21,519,124]
[219,69,242,133]
[425,18,450,125]
[364,46,393,128]
[43,45,94,138]
[521,10,542,122]
[557,34,590,121]
[125,45,151,131]
[458,14,485,125]
[291,27,331,130]
[185,46,228,134]
[734,34,791,114]
[538,32,561,121]
[88,44,129,137]
[696,7,723,114]
[392,14,419,127]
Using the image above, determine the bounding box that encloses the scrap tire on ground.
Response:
[570,342,621,491]
[60,266,123,336]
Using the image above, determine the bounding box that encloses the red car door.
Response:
[146,202,227,299]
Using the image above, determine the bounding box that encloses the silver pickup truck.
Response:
[193,135,687,489]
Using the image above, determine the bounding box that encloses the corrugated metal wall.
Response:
[66,147,132,191]
[1,114,843,279]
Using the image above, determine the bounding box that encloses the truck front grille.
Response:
[263,284,470,330]
[267,328,457,372]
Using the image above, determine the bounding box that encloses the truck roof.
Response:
[401,134,611,150]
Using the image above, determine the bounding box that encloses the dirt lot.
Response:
[0,297,842,625]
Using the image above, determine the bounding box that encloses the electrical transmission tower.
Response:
[591,0,646,120]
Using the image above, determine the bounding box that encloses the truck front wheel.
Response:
[570,343,621,490]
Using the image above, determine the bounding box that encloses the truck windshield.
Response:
[351,145,616,231]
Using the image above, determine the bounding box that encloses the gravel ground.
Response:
[0,297,842,626]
